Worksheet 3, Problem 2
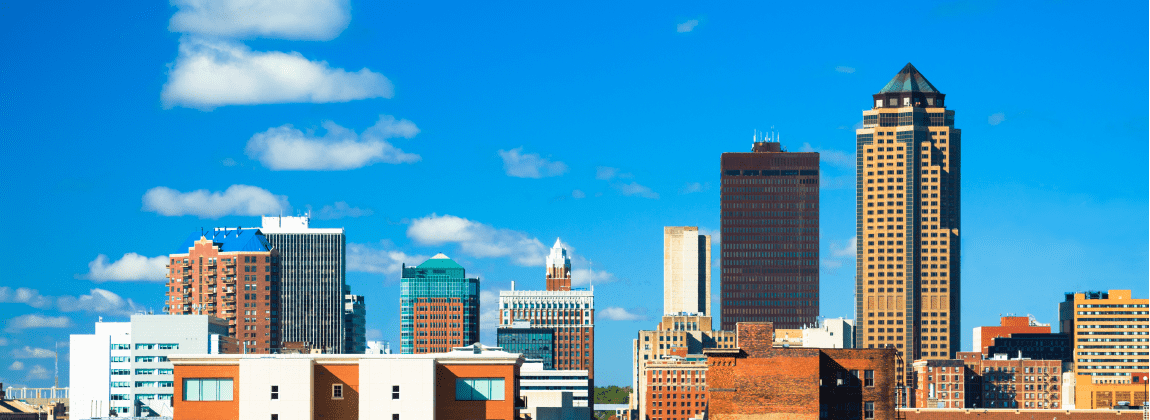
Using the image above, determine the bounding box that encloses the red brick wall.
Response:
[978,324,1050,355]
[314,363,358,420]
[903,409,1129,420]
[173,365,239,420]
[435,363,519,420]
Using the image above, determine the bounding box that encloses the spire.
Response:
[878,63,939,94]
[545,238,572,291]
[553,237,563,249]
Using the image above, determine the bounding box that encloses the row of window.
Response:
[110,343,179,350]
[112,368,174,375]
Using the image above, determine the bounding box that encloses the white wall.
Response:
[69,333,111,419]
[359,358,436,420]
[239,358,314,420]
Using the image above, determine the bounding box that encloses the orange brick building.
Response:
[704,322,897,420]
[170,343,523,420]
[972,316,1051,355]
[914,352,1065,409]
[165,229,280,354]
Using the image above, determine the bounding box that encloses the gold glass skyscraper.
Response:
[855,63,961,385]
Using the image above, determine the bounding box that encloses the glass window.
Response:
[183,379,234,401]
[455,378,506,401]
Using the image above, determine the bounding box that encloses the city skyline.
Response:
[1,0,1148,390]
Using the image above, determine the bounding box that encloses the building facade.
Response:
[520,360,591,408]
[719,138,820,330]
[1058,290,1149,383]
[641,355,709,420]
[854,64,963,388]
[986,333,1070,363]
[497,324,555,369]
[260,216,346,354]
[164,229,280,353]
[400,254,481,354]
[972,316,1051,355]
[803,317,856,349]
[169,343,523,420]
[343,291,366,354]
[70,315,234,418]
[913,353,1065,409]
[704,322,897,420]
[498,239,595,373]
[663,227,711,316]
[631,314,735,420]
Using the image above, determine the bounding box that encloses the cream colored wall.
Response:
[359,358,436,420]
[239,358,314,420]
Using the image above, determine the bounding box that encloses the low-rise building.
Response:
[803,317,855,348]
[985,333,1070,362]
[69,314,235,418]
[705,322,897,420]
[169,343,523,420]
[913,352,1064,409]
[972,316,1051,355]
[641,355,709,420]
[497,322,555,369]
[518,361,590,419]
[1070,373,1148,409]
[631,314,735,419]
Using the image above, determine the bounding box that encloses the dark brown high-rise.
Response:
[719,139,819,331]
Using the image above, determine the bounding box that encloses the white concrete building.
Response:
[518,360,591,419]
[663,227,711,316]
[802,317,855,348]
[365,340,391,354]
[69,314,231,418]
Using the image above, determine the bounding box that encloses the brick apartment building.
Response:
[641,349,709,420]
[169,343,523,420]
[165,229,280,354]
[632,314,735,420]
[914,352,1063,409]
[704,322,897,420]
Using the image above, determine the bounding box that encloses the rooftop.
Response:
[416,253,465,270]
[177,228,271,253]
[878,63,939,94]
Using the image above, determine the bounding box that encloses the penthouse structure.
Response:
[164,228,280,353]
[719,137,820,330]
[663,227,711,316]
[973,316,1051,355]
[260,216,346,354]
[498,239,596,373]
[1059,290,1149,382]
[855,64,963,386]
[169,343,523,420]
[400,254,481,354]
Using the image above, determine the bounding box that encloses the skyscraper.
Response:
[260,216,346,354]
[343,288,366,354]
[400,253,481,354]
[1059,290,1148,382]
[719,139,820,330]
[854,63,962,380]
[663,226,711,316]
[164,229,279,353]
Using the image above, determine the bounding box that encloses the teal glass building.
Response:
[400,253,480,354]
[496,326,555,368]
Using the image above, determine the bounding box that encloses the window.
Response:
[864,401,875,419]
[392,385,400,399]
[158,343,179,350]
[864,370,874,387]
[392,415,399,420]
[183,379,233,401]
[456,378,505,401]
[111,343,130,350]
[271,386,279,400]
[332,384,344,399]
[271,415,278,420]
[136,343,156,350]
[111,356,128,362]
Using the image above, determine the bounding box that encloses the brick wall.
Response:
[903,408,1133,419]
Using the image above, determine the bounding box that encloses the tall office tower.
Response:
[663,226,711,316]
[498,239,595,373]
[343,288,366,354]
[260,215,346,353]
[1059,290,1148,382]
[854,63,962,387]
[546,238,572,291]
[719,139,820,331]
[400,253,481,354]
[164,229,280,353]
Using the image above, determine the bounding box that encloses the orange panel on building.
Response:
[172,365,240,420]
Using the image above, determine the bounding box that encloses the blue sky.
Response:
[1,0,1146,388]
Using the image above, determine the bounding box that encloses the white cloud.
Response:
[169,0,351,41]
[347,242,429,278]
[615,182,659,199]
[835,66,856,73]
[571,268,615,287]
[142,184,289,218]
[599,307,646,321]
[316,202,374,219]
[0,288,140,317]
[680,182,708,194]
[25,365,50,380]
[8,361,23,371]
[0,338,8,346]
[479,290,500,338]
[407,214,547,266]
[161,37,393,110]
[571,190,586,199]
[78,253,167,282]
[831,236,857,258]
[11,346,56,359]
[221,157,238,167]
[988,112,1006,126]
[676,19,699,33]
[497,147,568,178]
[365,328,383,341]
[0,287,53,309]
[5,314,71,333]
[595,166,631,180]
[246,115,420,170]
[798,143,854,169]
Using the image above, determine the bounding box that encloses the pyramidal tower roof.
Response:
[546,238,570,269]
[879,63,939,94]
[417,253,464,269]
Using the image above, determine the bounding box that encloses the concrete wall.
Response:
[238,358,314,420]
[359,358,436,420]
